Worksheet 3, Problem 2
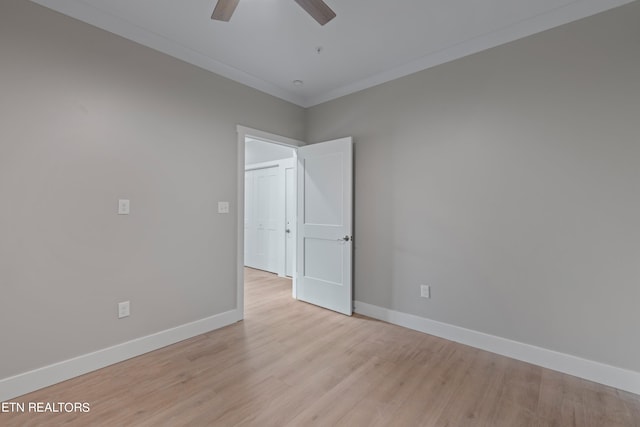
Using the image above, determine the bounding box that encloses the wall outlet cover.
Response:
[218,201,230,214]
[420,285,430,299]
[118,301,130,318]
[118,199,130,215]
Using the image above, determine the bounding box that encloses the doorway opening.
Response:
[236,126,354,320]
[244,138,297,278]
[236,126,303,320]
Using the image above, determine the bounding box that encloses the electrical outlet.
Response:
[118,301,130,318]
[420,285,430,299]
[218,201,229,214]
[118,199,130,215]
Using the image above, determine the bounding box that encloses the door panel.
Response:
[245,166,278,273]
[297,137,353,315]
[304,152,344,226]
[244,170,255,268]
[256,168,278,272]
[304,238,344,284]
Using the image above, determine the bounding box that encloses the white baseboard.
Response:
[4,304,638,401]
[0,309,241,402]
[354,301,640,395]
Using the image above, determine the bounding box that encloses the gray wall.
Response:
[307,2,640,372]
[0,0,304,379]
[3,0,640,384]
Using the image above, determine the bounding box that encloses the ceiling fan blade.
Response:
[293,0,336,26]
[211,0,240,21]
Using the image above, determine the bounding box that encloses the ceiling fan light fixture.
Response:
[293,0,336,26]
[211,0,240,22]
[211,0,336,25]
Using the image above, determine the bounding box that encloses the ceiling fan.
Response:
[211,0,336,26]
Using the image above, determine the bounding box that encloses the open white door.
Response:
[296,137,353,315]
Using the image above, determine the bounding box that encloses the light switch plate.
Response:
[420,285,430,298]
[118,199,130,215]
[118,301,130,318]
[218,201,229,214]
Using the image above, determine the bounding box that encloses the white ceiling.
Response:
[32,0,633,107]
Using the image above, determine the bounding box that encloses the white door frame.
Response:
[236,126,303,320]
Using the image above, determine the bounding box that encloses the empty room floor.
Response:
[2,268,640,426]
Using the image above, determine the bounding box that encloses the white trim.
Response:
[306,0,635,107]
[245,159,285,172]
[0,309,240,401]
[237,130,246,321]
[354,301,640,395]
[237,126,303,148]
[32,0,634,108]
[30,0,306,106]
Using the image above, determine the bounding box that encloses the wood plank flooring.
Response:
[2,268,639,426]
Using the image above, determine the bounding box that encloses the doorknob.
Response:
[285,229,291,233]
[338,235,351,242]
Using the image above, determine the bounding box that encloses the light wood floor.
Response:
[3,268,640,426]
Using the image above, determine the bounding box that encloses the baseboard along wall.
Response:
[0,309,241,402]
[3,301,639,401]
[354,301,640,396]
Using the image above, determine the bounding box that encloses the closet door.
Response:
[244,169,256,269]
[255,167,278,272]
[245,167,279,273]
